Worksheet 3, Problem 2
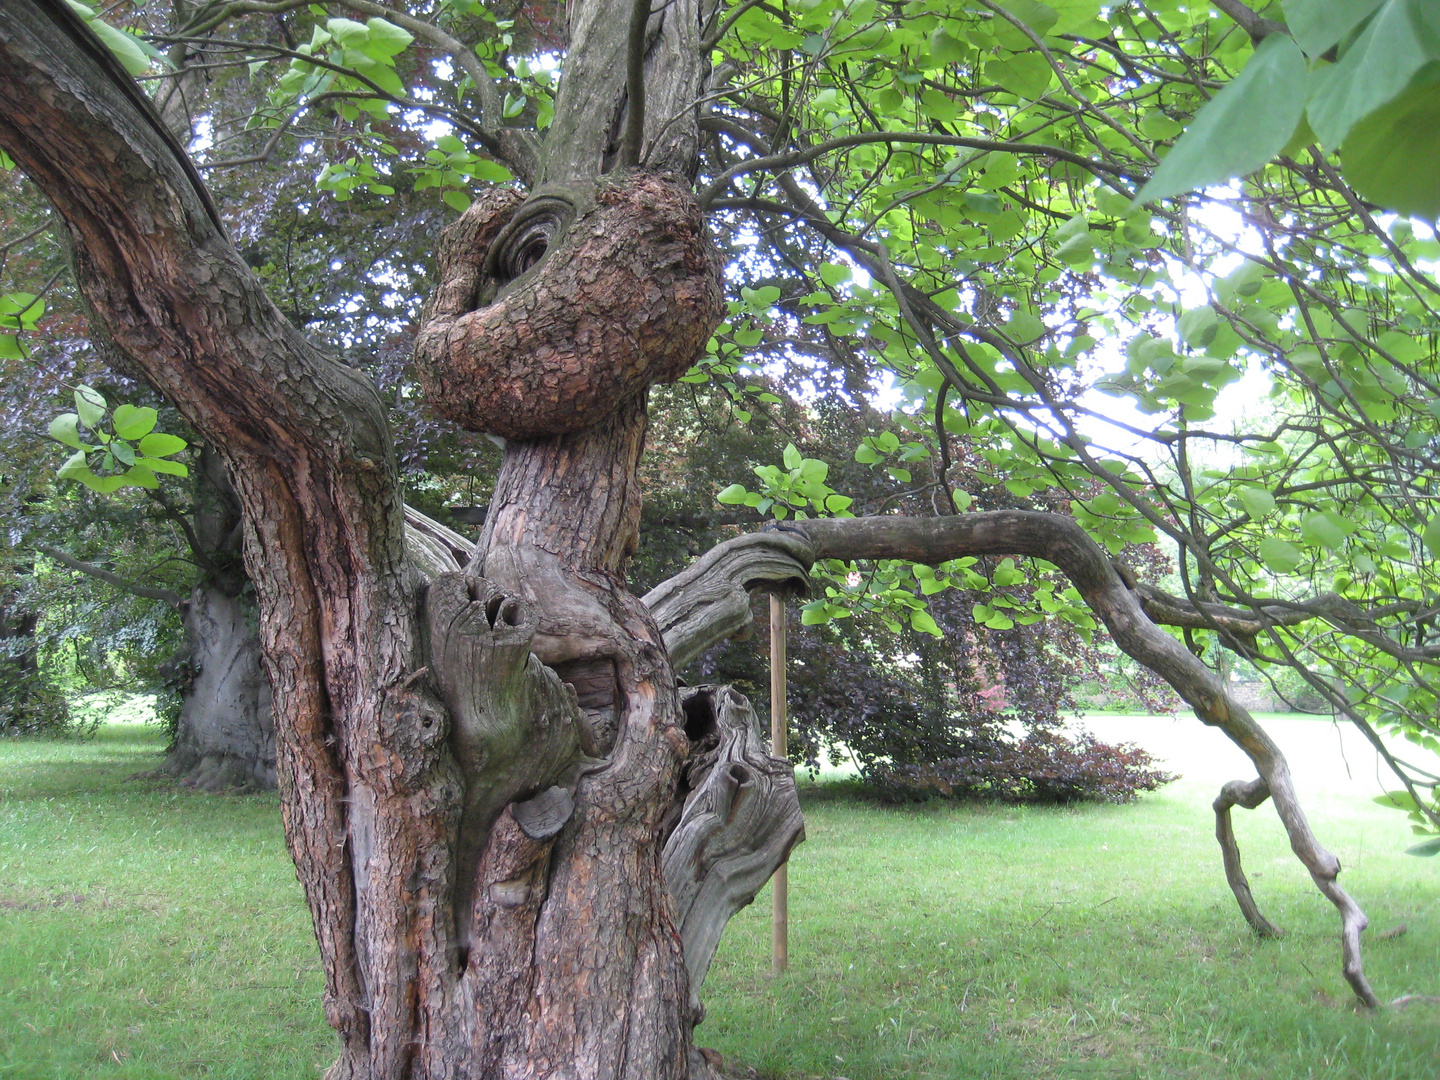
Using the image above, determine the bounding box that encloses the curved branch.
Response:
[1213,777,1283,937]
[656,511,1379,1006]
[698,129,1138,208]
[642,528,812,669]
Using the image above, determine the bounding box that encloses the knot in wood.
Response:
[414,173,724,439]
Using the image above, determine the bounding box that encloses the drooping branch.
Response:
[1213,777,1283,938]
[649,511,1378,1006]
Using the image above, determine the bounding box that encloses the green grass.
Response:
[0,715,1436,1078]
[0,724,331,1079]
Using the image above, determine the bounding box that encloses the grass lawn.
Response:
[1,711,1437,1078]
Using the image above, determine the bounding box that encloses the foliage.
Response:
[1140,0,1440,216]
[48,384,189,493]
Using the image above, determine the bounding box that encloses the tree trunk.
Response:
[160,446,276,789]
[162,583,275,790]
[0,3,794,1076]
[0,575,67,734]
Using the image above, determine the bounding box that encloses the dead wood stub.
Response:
[662,684,805,997]
[423,572,588,950]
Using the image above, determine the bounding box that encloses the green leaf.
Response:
[110,440,136,466]
[1423,513,1440,558]
[48,413,86,450]
[985,54,1054,100]
[927,28,966,64]
[363,17,414,57]
[1177,305,1219,347]
[141,457,189,477]
[1054,232,1093,267]
[1135,34,1309,205]
[442,189,472,212]
[111,404,158,440]
[1005,310,1045,342]
[137,432,187,458]
[325,17,371,47]
[55,449,89,480]
[1284,0,1386,58]
[66,2,152,76]
[1375,790,1421,811]
[1405,836,1440,856]
[993,0,1058,48]
[1300,511,1348,549]
[909,609,943,637]
[716,483,749,505]
[782,443,803,471]
[123,463,160,489]
[1258,537,1303,573]
[800,600,834,625]
[1339,78,1440,218]
[74,385,106,428]
[0,291,43,329]
[1139,111,1183,141]
[1307,0,1440,148]
[1238,487,1277,519]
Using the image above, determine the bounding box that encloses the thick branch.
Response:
[662,685,804,994]
[657,512,1378,1006]
[642,529,812,669]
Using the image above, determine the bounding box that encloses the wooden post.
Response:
[769,592,788,975]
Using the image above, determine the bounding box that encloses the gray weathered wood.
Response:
[662,685,804,995]
[642,530,812,669]
[424,573,589,949]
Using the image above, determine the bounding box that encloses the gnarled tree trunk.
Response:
[0,2,802,1076]
[161,447,275,790]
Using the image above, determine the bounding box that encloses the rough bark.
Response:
[643,530,813,670]
[643,512,1377,1007]
[0,6,413,1068]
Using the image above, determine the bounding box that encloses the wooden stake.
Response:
[770,592,788,975]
